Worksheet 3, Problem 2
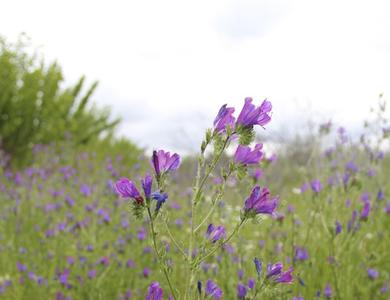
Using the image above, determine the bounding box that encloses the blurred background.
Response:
[1,0,390,158]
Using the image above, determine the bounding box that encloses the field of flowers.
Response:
[0,97,389,300]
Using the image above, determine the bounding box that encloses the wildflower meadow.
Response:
[0,91,389,300]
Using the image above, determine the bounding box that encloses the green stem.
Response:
[194,169,232,234]
[251,277,266,299]
[147,208,178,300]
[330,237,341,300]
[184,134,231,299]
[184,151,205,300]
[163,218,188,260]
[302,194,320,247]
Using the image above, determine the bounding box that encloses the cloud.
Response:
[215,0,290,39]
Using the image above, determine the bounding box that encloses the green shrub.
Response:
[0,35,127,167]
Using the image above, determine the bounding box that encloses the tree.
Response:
[0,35,123,167]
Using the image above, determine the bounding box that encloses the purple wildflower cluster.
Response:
[213,97,272,134]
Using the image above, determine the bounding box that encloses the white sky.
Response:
[1,0,390,152]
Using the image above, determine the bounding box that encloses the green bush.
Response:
[0,35,128,167]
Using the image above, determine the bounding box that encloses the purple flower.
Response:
[142,173,153,199]
[347,209,358,232]
[300,182,309,193]
[360,192,370,202]
[17,262,27,272]
[205,280,223,300]
[360,201,371,220]
[342,173,350,186]
[236,97,272,128]
[345,161,358,173]
[294,247,309,261]
[143,268,151,278]
[234,144,264,165]
[310,180,322,193]
[377,189,384,201]
[99,256,109,266]
[206,224,226,243]
[324,283,332,299]
[266,263,293,284]
[385,202,390,214]
[80,184,92,197]
[335,221,342,235]
[254,257,262,276]
[237,283,247,299]
[87,269,97,279]
[126,259,135,268]
[151,150,181,176]
[145,282,163,300]
[214,104,236,133]
[248,278,255,289]
[238,269,244,280]
[151,191,168,212]
[58,269,71,288]
[244,186,278,216]
[114,178,144,204]
[367,268,379,279]
[137,227,147,241]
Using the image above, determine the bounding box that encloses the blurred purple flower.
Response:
[248,278,255,289]
[360,201,371,220]
[335,221,342,235]
[310,180,322,193]
[367,268,379,279]
[385,202,390,214]
[377,189,384,201]
[17,262,27,272]
[145,282,163,300]
[137,227,147,241]
[88,270,97,279]
[237,283,247,299]
[205,280,223,300]
[324,283,332,299]
[238,269,244,280]
[300,183,309,193]
[345,161,358,173]
[294,247,309,261]
[126,259,135,268]
[143,268,151,278]
[254,257,262,276]
[80,184,92,197]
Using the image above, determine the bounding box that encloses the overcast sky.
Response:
[2,0,390,152]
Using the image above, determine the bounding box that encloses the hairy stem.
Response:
[184,134,231,299]
[163,218,188,260]
[147,208,178,300]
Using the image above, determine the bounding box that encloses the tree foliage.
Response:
[0,35,125,167]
